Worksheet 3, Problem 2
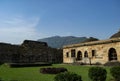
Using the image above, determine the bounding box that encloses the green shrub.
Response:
[0,78,3,81]
[40,67,67,74]
[9,63,52,67]
[54,72,82,81]
[104,61,120,66]
[110,66,120,81]
[88,67,107,81]
[0,62,3,65]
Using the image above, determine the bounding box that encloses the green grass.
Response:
[0,64,112,81]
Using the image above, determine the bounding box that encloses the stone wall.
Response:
[0,40,63,63]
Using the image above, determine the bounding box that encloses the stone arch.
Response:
[108,48,117,61]
[76,51,82,60]
[84,51,88,58]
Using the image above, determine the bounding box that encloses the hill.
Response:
[38,36,87,48]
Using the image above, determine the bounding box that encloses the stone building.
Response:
[0,40,62,63]
[63,31,120,64]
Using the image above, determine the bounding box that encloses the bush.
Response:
[40,67,67,74]
[0,78,3,81]
[9,62,52,67]
[88,67,107,81]
[104,61,120,66]
[94,62,102,65]
[110,66,120,81]
[0,62,3,65]
[54,72,82,81]
[72,62,85,65]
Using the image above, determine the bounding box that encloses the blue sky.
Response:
[0,0,120,44]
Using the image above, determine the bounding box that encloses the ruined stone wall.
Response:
[0,43,20,63]
[0,40,63,64]
[20,40,63,63]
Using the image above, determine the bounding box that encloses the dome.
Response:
[110,31,120,39]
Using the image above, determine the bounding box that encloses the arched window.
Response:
[76,51,82,60]
[84,51,88,58]
[108,48,117,61]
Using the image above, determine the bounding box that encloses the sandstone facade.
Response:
[63,38,120,64]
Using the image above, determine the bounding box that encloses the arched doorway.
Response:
[76,51,82,60]
[84,51,88,58]
[71,49,76,57]
[108,48,117,61]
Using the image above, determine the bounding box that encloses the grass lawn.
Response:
[0,64,112,81]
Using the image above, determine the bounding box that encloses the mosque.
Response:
[63,31,120,64]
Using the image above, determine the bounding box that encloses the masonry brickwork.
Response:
[63,38,120,64]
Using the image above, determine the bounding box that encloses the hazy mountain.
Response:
[38,36,87,48]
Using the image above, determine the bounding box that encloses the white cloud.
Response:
[0,16,40,44]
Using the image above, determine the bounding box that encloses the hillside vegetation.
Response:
[38,36,87,48]
[38,36,99,48]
